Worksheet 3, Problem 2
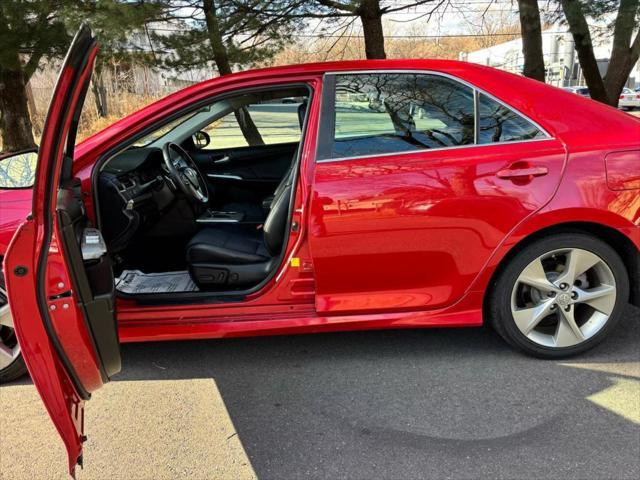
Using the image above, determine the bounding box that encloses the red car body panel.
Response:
[0,188,32,252]
[1,53,639,476]
[308,139,567,313]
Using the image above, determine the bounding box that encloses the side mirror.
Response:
[192,131,211,149]
[0,150,38,189]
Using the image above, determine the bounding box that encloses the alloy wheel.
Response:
[0,282,20,370]
[511,248,617,348]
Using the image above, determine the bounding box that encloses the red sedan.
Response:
[1,26,639,475]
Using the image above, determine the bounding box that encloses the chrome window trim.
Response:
[318,69,553,163]
[473,89,480,144]
[316,137,556,164]
[207,173,244,180]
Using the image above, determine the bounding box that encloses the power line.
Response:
[267,32,563,39]
[147,27,554,39]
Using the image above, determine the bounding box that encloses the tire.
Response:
[489,233,629,359]
[0,263,28,383]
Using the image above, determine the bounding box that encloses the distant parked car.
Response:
[562,86,590,97]
[619,87,640,110]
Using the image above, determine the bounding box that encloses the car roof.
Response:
[74,59,640,171]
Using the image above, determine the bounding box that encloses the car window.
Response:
[330,73,475,159]
[477,93,545,144]
[0,151,38,188]
[203,99,304,149]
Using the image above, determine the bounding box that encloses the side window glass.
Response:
[204,99,304,149]
[331,74,475,159]
[0,151,38,188]
[477,93,545,143]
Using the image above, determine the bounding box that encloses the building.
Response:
[460,24,640,89]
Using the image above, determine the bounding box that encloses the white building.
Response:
[460,25,640,89]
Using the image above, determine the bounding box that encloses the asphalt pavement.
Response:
[1,305,639,480]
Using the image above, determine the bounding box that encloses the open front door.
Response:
[2,25,120,476]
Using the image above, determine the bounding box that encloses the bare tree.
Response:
[240,1,447,60]
[517,0,545,81]
[560,0,640,106]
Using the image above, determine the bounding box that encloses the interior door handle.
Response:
[496,166,549,179]
[213,155,230,164]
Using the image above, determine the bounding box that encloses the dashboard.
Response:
[98,147,177,252]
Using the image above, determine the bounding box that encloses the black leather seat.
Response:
[187,227,269,265]
[186,175,293,290]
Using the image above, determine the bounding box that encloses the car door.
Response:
[309,72,566,314]
[2,25,120,476]
[190,142,296,207]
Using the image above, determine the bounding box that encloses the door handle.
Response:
[496,166,548,179]
[212,155,230,164]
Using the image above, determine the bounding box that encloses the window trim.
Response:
[317,69,553,163]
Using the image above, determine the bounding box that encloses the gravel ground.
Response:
[1,305,639,480]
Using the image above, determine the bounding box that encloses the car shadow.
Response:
[110,304,640,479]
[6,305,640,479]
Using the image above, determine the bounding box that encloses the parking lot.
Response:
[1,305,638,480]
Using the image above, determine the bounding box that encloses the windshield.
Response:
[132,111,200,147]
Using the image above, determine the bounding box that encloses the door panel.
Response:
[309,140,566,314]
[2,25,119,476]
[3,221,87,475]
[190,142,297,207]
[57,186,120,378]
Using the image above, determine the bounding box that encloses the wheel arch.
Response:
[482,221,640,320]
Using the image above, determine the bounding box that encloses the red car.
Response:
[2,26,639,475]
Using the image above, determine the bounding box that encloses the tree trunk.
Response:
[517,0,545,81]
[603,0,640,106]
[25,83,37,117]
[0,65,37,153]
[359,0,386,59]
[202,0,264,145]
[561,0,610,105]
[91,65,109,118]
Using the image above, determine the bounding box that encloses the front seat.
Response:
[185,174,293,290]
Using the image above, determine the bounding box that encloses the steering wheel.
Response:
[162,142,209,204]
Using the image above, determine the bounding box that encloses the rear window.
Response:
[477,93,546,144]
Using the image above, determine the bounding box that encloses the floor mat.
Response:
[116,270,199,294]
